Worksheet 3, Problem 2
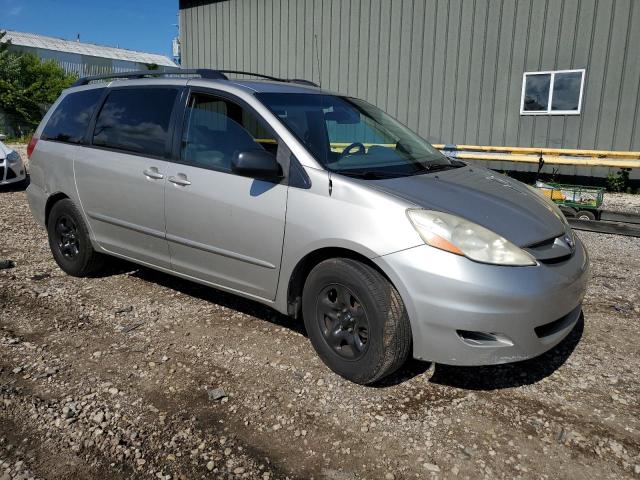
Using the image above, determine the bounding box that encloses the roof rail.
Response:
[71,68,319,88]
[216,70,319,87]
[71,68,228,87]
[216,70,281,82]
[287,78,319,87]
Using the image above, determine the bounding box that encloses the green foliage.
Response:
[0,30,77,131]
[606,169,630,193]
[4,133,32,143]
[0,30,10,54]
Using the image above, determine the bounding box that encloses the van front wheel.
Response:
[302,258,411,384]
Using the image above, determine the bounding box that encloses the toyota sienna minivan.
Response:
[26,69,589,384]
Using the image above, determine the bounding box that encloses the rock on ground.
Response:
[1,187,640,479]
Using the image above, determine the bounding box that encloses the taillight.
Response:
[27,136,38,159]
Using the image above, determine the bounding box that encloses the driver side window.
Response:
[180,93,278,173]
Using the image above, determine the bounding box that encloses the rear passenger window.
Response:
[41,89,104,144]
[180,93,278,172]
[92,88,178,157]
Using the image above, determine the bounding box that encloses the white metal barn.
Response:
[2,30,176,76]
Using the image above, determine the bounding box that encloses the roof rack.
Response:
[71,68,319,88]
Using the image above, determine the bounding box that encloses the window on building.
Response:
[520,69,585,115]
[42,88,105,144]
[92,87,178,157]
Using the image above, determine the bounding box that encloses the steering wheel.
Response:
[340,142,366,158]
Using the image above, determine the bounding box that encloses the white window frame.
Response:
[520,68,586,115]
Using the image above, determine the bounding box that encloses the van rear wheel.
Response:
[47,198,105,277]
[302,258,411,384]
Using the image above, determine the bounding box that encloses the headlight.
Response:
[406,209,537,266]
[6,151,21,165]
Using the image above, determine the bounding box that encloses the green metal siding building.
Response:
[179,0,640,152]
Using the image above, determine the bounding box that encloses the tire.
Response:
[15,175,30,190]
[559,206,577,218]
[576,210,596,221]
[302,258,411,384]
[47,198,105,277]
[20,174,30,189]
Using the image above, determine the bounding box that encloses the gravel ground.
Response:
[1,179,640,480]
[602,193,640,215]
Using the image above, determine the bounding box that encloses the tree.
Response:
[0,30,77,131]
[0,30,10,54]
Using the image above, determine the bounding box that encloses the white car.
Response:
[0,140,27,186]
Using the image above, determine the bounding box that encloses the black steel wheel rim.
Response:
[55,214,80,258]
[316,283,370,360]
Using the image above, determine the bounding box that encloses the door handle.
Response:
[143,168,164,180]
[168,175,191,186]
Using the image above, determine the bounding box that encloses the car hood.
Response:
[367,165,565,247]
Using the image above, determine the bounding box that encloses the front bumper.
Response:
[375,237,590,366]
[0,160,27,185]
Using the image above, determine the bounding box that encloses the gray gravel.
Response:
[602,193,640,215]
[1,187,639,479]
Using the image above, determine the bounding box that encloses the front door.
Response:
[164,91,288,300]
[75,86,180,268]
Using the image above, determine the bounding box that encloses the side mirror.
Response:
[231,149,282,180]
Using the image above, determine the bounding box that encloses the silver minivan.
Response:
[26,70,590,384]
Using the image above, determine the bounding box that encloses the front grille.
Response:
[525,234,574,263]
[534,305,581,338]
[538,253,572,264]
[526,236,556,249]
[0,166,5,181]
[6,167,16,179]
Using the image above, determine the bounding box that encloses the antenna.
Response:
[173,11,181,65]
[314,34,322,87]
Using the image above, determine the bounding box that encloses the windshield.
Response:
[256,92,455,178]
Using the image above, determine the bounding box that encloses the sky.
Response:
[0,0,178,57]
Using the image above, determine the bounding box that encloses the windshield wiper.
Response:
[410,163,461,175]
[424,164,453,172]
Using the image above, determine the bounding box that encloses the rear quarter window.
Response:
[41,88,105,144]
[92,87,178,157]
